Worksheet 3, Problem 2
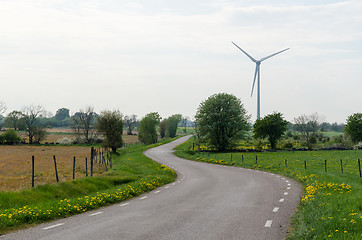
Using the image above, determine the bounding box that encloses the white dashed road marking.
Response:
[265,220,273,228]
[43,223,64,230]
[272,207,279,213]
[154,190,161,194]
[279,198,285,203]
[284,192,289,195]
[120,203,130,207]
[89,212,103,217]
[140,196,148,200]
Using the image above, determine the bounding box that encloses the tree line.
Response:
[0,102,188,152]
[194,93,362,152]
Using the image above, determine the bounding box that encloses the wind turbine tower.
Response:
[232,42,289,120]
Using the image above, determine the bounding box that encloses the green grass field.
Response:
[0,138,178,234]
[174,137,362,239]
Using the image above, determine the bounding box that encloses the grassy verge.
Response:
[174,137,362,240]
[0,138,178,235]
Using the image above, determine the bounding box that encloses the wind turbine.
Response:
[232,42,289,120]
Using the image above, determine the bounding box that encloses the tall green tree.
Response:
[55,108,70,121]
[195,93,250,151]
[96,110,124,152]
[138,112,161,144]
[345,113,362,143]
[159,119,167,139]
[4,111,25,130]
[166,114,182,138]
[253,112,288,150]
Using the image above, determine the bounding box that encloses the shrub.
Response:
[2,129,21,144]
[56,137,75,145]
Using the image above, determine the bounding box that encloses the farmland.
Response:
[175,137,362,239]
[14,128,140,145]
[0,128,140,191]
[0,145,109,191]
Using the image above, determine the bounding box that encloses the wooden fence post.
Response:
[304,161,307,170]
[325,160,327,173]
[104,155,108,172]
[73,157,76,179]
[285,159,287,168]
[340,159,343,174]
[90,155,93,177]
[255,155,258,165]
[358,159,361,178]
[85,158,88,177]
[242,155,244,163]
[53,155,59,182]
[32,156,35,188]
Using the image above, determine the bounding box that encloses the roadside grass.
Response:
[0,138,177,235]
[174,137,362,240]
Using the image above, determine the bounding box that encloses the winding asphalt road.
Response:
[1,136,302,240]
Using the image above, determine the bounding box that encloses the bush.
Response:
[283,141,294,149]
[1,129,21,144]
[56,137,75,145]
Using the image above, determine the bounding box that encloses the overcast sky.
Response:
[0,0,361,123]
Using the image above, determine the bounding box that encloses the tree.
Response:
[253,112,288,150]
[195,93,250,151]
[4,111,26,130]
[22,105,45,144]
[55,108,70,121]
[293,113,323,150]
[166,114,182,138]
[33,126,47,144]
[124,114,138,135]
[96,110,124,152]
[159,119,167,139]
[180,116,190,133]
[345,113,362,143]
[72,106,97,144]
[138,112,161,144]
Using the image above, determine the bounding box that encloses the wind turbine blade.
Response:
[260,48,289,62]
[251,65,258,97]
[231,41,256,63]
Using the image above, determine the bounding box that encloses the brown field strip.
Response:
[0,146,107,191]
